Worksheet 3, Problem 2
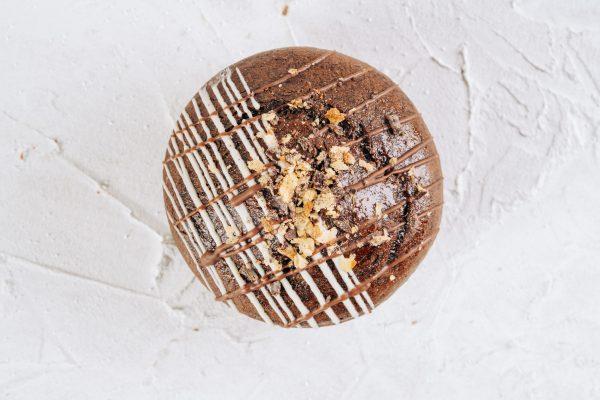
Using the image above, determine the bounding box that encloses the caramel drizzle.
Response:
[197,221,277,268]
[346,138,435,192]
[219,220,286,260]
[252,50,335,94]
[312,177,442,256]
[200,167,442,280]
[348,85,398,115]
[172,118,427,226]
[284,229,439,327]
[172,163,275,226]
[189,160,441,277]
[311,67,373,94]
[170,67,381,227]
[165,115,268,162]
[167,51,334,137]
[230,183,264,206]
[215,199,443,303]
[315,83,400,136]
[165,67,373,162]
[208,178,442,290]
[343,113,421,147]
[178,152,441,272]
[168,64,440,311]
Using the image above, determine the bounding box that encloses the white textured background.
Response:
[1,1,599,399]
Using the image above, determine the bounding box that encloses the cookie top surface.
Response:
[163,47,443,327]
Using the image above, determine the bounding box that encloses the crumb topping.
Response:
[324,107,346,125]
[247,159,265,172]
[252,102,365,273]
[247,99,422,276]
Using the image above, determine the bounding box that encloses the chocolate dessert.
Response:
[162,47,443,327]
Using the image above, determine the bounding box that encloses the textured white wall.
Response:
[1,0,599,399]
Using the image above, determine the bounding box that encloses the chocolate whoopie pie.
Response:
[162,47,443,327]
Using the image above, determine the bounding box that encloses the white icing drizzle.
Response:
[224,69,275,153]
[235,67,260,110]
[166,140,273,324]
[189,97,235,188]
[349,271,375,309]
[199,70,340,326]
[321,251,364,318]
[173,118,288,324]
[166,66,385,326]
[163,193,209,288]
[186,81,335,327]
[316,259,360,319]
[219,71,350,325]
[163,163,231,307]
[182,104,301,325]
[210,80,268,163]
[196,79,326,327]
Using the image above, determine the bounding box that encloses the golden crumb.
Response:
[324,168,336,180]
[314,221,337,244]
[338,254,357,272]
[343,152,356,165]
[293,253,308,269]
[369,231,391,246]
[350,226,359,234]
[261,218,276,233]
[270,258,283,271]
[296,160,312,172]
[316,151,327,162]
[288,98,304,109]
[331,160,349,171]
[293,214,311,237]
[329,145,350,162]
[277,170,299,203]
[358,159,376,172]
[390,274,396,281]
[282,4,289,16]
[389,157,398,166]
[262,111,278,123]
[281,134,292,144]
[278,245,296,260]
[288,67,298,76]
[303,200,314,215]
[313,190,336,212]
[375,202,384,217]
[306,221,321,240]
[325,209,339,218]
[302,188,317,203]
[247,159,265,172]
[324,107,346,125]
[292,237,315,257]
[224,225,238,244]
[257,173,271,187]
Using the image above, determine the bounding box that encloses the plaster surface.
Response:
[1,1,599,398]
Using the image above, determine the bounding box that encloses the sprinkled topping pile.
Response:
[247,103,367,273]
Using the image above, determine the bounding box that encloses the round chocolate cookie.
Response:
[162,47,443,327]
